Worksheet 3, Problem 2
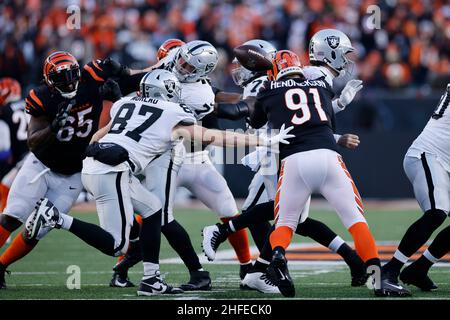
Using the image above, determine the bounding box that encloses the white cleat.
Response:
[25,198,60,241]
[241,272,281,294]
[201,224,221,261]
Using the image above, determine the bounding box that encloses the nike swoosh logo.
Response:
[278,269,286,280]
[142,282,164,292]
[69,186,77,190]
[387,284,404,290]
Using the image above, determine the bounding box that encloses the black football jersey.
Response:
[251,77,338,160]
[25,59,143,175]
[0,100,29,164]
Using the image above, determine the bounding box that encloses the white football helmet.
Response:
[139,69,182,103]
[309,29,355,76]
[172,40,218,83]
[231,39,277,86]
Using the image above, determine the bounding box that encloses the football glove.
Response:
[337,79,363,109]
[50,99,75,133]
[102,58,130,77]
[261,124,294,149]
[99,78,123,102]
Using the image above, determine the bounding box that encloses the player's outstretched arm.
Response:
[90,120,112,144]
[173,124,294,148]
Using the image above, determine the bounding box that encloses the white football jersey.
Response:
[243,75,268,99]
[83,95,196,175]
[180,79,216,120]
[406,85,450,172]
[302,66,334,88]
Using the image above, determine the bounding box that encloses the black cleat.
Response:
[347,252,369,287]
[110,270,135,288]
[267,249,295,297]
[375,269,411,297]
[240,262,253,280]
[137,272,183,296]
[180,270,212,291]
[0,264,8,289]
[400,264,438,292]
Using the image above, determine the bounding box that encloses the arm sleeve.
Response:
[117,72,146,96]
[83,59,130,82]
[248,98,267,129]
[25,89,46,117]
[215,101,249,120]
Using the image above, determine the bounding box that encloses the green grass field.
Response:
[0,207,449,300]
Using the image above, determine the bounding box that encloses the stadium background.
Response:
[0,0,450,301]
[1,0,449,199]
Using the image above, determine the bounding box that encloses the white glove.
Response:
[262,124,295,148]
[338,79,363,109]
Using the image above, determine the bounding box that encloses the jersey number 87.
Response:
[110,103,163,142]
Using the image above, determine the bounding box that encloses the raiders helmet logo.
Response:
[164,79,176,93]
[326,36,340,49]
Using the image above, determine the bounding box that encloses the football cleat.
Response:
[241,271,281,294]
[267,249,295,297]
[400,264,438,292]
[180,270,212,291]
[110,270,135,288]
[25,198,60,241]
[112,243,142,273]
[201,224,227,261]
[374,269,411,297]
[137,272,183,296]
[347,251,369,287]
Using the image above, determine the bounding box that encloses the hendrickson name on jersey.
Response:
[270,79,327,89]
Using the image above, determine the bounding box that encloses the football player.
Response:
[382,83,450,291]
[112,40,252,290]
[207,34,367,292]
[0,78,29,212]
[25,69,293,296]
[248,49,410,297]
[0,51,146,289]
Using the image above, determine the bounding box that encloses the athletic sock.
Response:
[296,217,338,247]
[221,216,251,264]
[242,201,275,251]
[58,213,74,230]
[0,184,9,211]
[0,232,37,267]
[269,225,293,250]
[143,262,160,279]
[397,209,446,257]
[259,225,275,262]
[140,210,162,264]
[0,224,11,249]
[162,219,202,272]
[336,242,358,264]
[348,222,379,262]
[69,218,116,256]
[252,257,270,272]
[427,225,450,260]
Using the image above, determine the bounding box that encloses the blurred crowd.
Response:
[0,0,449,93]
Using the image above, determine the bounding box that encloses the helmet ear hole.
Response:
[331,51,336,60]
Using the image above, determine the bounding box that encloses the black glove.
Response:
[99,79,122,102]
[102,58,130,77]
[85,142,130,166]
[50,99,75,133]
